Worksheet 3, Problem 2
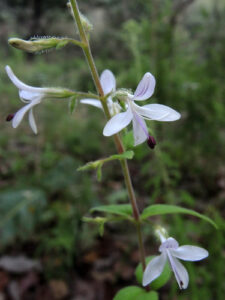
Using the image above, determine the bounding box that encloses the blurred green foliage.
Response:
[0,0,224,299]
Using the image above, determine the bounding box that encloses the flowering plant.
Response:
[4,1,217,299]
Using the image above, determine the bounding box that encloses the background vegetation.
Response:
[0,0,224,299]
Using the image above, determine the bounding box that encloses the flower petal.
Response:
[132,112,148,146]
[142,253,167,287]
[100,69,116,95]
[135,103,181,121]
[19,90,43,102]
[12,99,40,129]
[80,99,103,109]
[5,65,49,93]
[167,250,189,289]
[103,106,133,136]
[28,109,38,134]
[171,246,208,262]
[133,72,156,101]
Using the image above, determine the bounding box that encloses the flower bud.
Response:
[8,37,69,53]
[67,2,93,35]
[80,13,93,35]
[155,226,168,243]
[112,89,130,102]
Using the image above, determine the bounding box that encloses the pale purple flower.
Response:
[103,72,181,146]
[80,69,121,115]
[5,65,53,133]
[5,65,71,134]
[142,235,208,289]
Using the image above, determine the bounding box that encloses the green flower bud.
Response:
[67,2,93,36]
[8,37,69,53]
[112,89,131,102]
[80,13,93,35]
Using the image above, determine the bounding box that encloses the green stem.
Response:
[70,0,104,96]
[70,0,146,272]
[66,38,85,48]
[74,92,100,99]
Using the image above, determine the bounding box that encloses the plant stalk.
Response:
[70,0,146,271]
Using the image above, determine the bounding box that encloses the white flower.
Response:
[142,235,209,289]
[5,65,53,133]
[5,65,72,134]
[80,69,121,115]
[103,72,181,146]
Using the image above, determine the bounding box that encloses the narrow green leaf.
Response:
[82,215,131,237]
[99,221,105,237]
[137,291,158,300]
[82,216,106,223]
[110,150,134,160]
[122,131,134,149]
[141,204,217,228]
[91,204,132,217]
[77,151,134,180]
[78,151,134,172]
[113,286,145,300]
[77,161,99,172]
[113,287,158,300]
[68,96,77,114]
[82,216,106,236]
[97,164,103,181]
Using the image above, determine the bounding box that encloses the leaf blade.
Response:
[141,204,217,228]
[90,204,132,217]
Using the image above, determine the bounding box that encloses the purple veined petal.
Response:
[171,246,209,262]
[80,99,103,109]
[133,72,156,101]
[132,112,149,146]
[100,69,116,95]
[103,106,133,136]
[134,103,181,121]
[28,109,38,134]
[166,250,189,289]
[142,253,167,287]
[5,65,49,93]
[12,99,40,129]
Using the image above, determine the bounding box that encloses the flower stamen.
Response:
[147,136,156,149]
[6,114,15,122]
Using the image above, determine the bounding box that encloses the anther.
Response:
[147,135,156,149]
[6,113,15,122]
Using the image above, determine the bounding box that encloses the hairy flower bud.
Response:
[112,89,130,103]
[67,2,93,36]
[8,37,69,53]
[80,13,93,35]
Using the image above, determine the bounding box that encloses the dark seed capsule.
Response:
[147,136,156,149]
[6,114,15,122]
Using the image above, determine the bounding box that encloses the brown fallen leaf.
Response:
[49,279,69,300]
